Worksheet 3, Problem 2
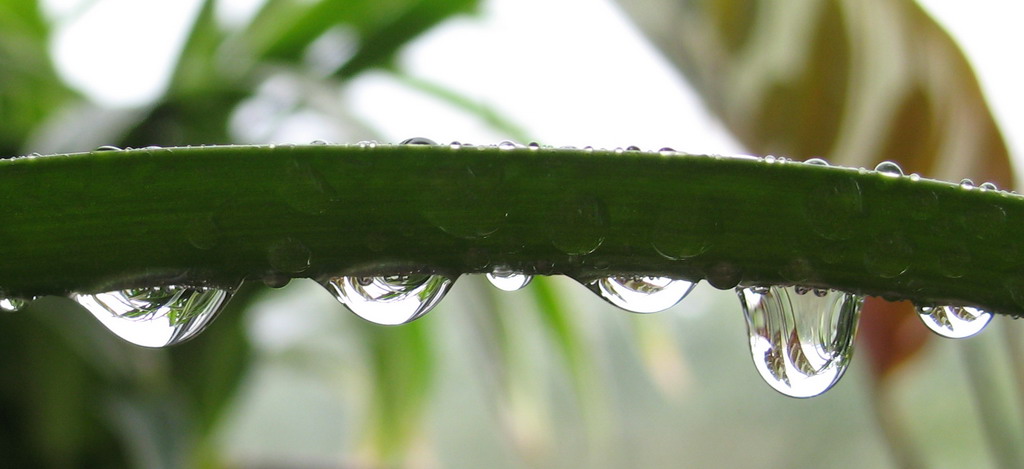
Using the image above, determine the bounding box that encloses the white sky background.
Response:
[46,0,1024,179]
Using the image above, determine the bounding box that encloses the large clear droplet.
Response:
[322,274,453,325]
[737,285,863,398]
[916,305,992,339]
[588,276,696,313]
[486,267,532,291]
[74,286,233,348]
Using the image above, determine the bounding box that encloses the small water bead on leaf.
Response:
[486,266,533,291]
[980,182,998,191]
[960,178,976,190]
[804,157,830,166]
[74,286,233,348]
[874,161,904,177]
[658,147,676,155]
[736,285,863,398]
[94,145,122,152]
[400,137,436,145]
[916,305,992,339]
[527,141,541,150]
[587,276,696,313]
[449,141,463,150]
[357,140,378,149]
[549,195,609,255]
[322,274,453,325]
[626,145,641,151]
[498,140,519,151]
[763,155,777,163]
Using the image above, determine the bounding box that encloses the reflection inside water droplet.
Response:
[1,297,26,312]
[588,276,696,313]
[74,286,233,347]
[916,305,991,339]
[486,267,532,291]
[737,285,862,398]
[321,274,453,325]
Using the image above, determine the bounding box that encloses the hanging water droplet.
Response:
[74,286,233,347]
[916,305,992,339]
[960,178,976,190]
[486,266,532,291]
[498,140,519,151]
[400,137,436,145]
[804,157,830,166]
[587,276,696,313]
[1,297,26,312]
[805,176,863,240]
[874,161,904,177]
[737,285,863,398]
[322,274,453,325]
[94,145,122,152]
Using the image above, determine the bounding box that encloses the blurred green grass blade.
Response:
[393,72,532,143]
[530,277,599,405]
[358,318,434,463]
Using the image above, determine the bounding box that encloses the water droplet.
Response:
[400,137,436,145]
[960,178,976,190]
[527,142,541,150]
[582,145,595,153]
[486,267,533,291]
[310,139,329,145]
[916,305,991,339]
[763,155,777,164]
[804,158,830,166]
[651,200,717,260]
[74,286,233,347]
[279,158,338,215]
[626,145,641,152]
[587,276,695,313]
[863,233,913,278]
[357,140,378,149]
[94,145,122,152]
[422,161,507,239]
[449,141,462,150]
[874,161,904,177]
[1,297,26,312]
[498,140,519,151]
[550,195,608,255]
[805,176,863,240]
[705,262,742,289]
[321,274,453,325]
[737,285,862,398]
[267,237,311,273]
[185,214,220,250]
[981,182,998,191]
